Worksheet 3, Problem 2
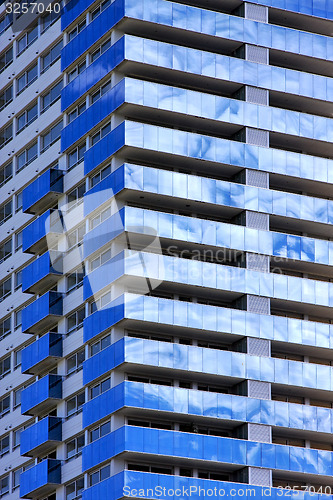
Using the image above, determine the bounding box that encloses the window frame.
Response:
[66,433,85,460]
[67,306,85,334]
[41,40,63,74]
[66,348,85,376]
[66,391,85,418]
[41,80,63,113]
[0,84,13,112]
[16,63,38,96]
[67,142,86,170]
[41,120,63,153]
[16,141,38,173]
[17,24,38,55]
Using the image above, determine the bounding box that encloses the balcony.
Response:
[22,292,63,334]
[21,374,62,415]
[20,459,61,498]
[21,333,63,375]
[22,168,64,215]
[22,209,63,254]
[22,251,63,294]
[20,416,62,457]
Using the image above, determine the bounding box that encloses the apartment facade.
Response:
[1,0,333,499]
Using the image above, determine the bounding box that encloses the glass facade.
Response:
[1,0,333,499]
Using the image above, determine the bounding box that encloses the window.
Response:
[0,122,13,148]
[68,101,86,123]
[198,471,230,481]
[67,268,85,293]
[12,468,22,490]
[0,475,9,497]
[90,419,111,442]
[0,317,10,341]
[127,374,172,386]
[17,24,38,55]
[91,0,110,20]
[41,120,63,152]
[14,386,23,408]
[0,355,10,379]
[13,427,24,449]
[40,493,56,500]
[41,80,63,113]
[66,433,84,459]
[91,333,111,356]
[17,103,38,133]
[90,205,111,230]
[15,270,22,290]
[89,463,110,486]
[15,231,23,252]
[12,462,34,490]
[14,349,22,369]
[41,9,60,33]
[66,477,84,500]
[273,437,305,447]
[90,38,111,63]
[16,64,38,95]
[41,40,63,73]
[90,247,111,272]
[68,19,86,41]
[15,308,22,329]
[13,382,33,409]
[67,182,86,211]
[15,192,23,213]
[0,162,12,188]
[67,306,85,333]
[0,47,13,73]
[17,141,38,172]
[68,142,86,170]
[0,277,11,302]
[91,79,111,105]
[66,348,85,375]
[91,120,111,146]
[66,391,85,417]
[0,200,12,226]
[127,463,172,475]
[90,376,111,399]
[0,395,10,418]
[0,435,9,457]
[67,223,85,250]
[90,289,111,314]
[68,60,86,83]
[0,85,13,111]
[90,163,111,187]
[0,239,12,264]
[0,13,12,35]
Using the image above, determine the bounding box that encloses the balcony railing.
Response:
[20,459,61,498]
[22,292,63,334]
[20,416,62,457]
[22,168,64,215]
[21,374,62,416]
[21,333,63,375]
[22,209,63,254]
[22,251,63,294]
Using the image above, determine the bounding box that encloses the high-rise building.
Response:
[1,0,333,498]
